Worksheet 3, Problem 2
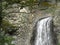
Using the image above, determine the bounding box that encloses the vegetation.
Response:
[0,0,59,45]
[0,19,18,45]
[0,33,14,45]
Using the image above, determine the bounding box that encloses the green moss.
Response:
[0,19,18,35]
[0,20,16,45]
[58,43,60,45]
[40,2,56,7]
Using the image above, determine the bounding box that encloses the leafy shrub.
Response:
[0,20,17,45]
[0,33,14,45]
[1,20,18,35]
[58,43,60,45]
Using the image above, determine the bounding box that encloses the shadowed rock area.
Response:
[3,2,60,45]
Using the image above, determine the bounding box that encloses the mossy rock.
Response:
[0,20,18,35]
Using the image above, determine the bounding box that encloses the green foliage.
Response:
[2,1,8,9]
[5,0,21,4]
[0,0,2,25]
[2,0,57,11]
[0,20,17,45]
[2,0,38,9]
[4,35,14,45]
[1,20,14,29]
[1,20,18,35]
[0,32,14,45]
[58,43,60,45]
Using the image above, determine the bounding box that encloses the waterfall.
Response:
[30,17,57,45]
[35,17,54,45]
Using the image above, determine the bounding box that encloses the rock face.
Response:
[30,17,57,45]
[3,3,60,45]
[19,7,30,13]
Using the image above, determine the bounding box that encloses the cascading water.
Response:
[34,17,55,45]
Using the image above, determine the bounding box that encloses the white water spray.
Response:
[35,17,54,45]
